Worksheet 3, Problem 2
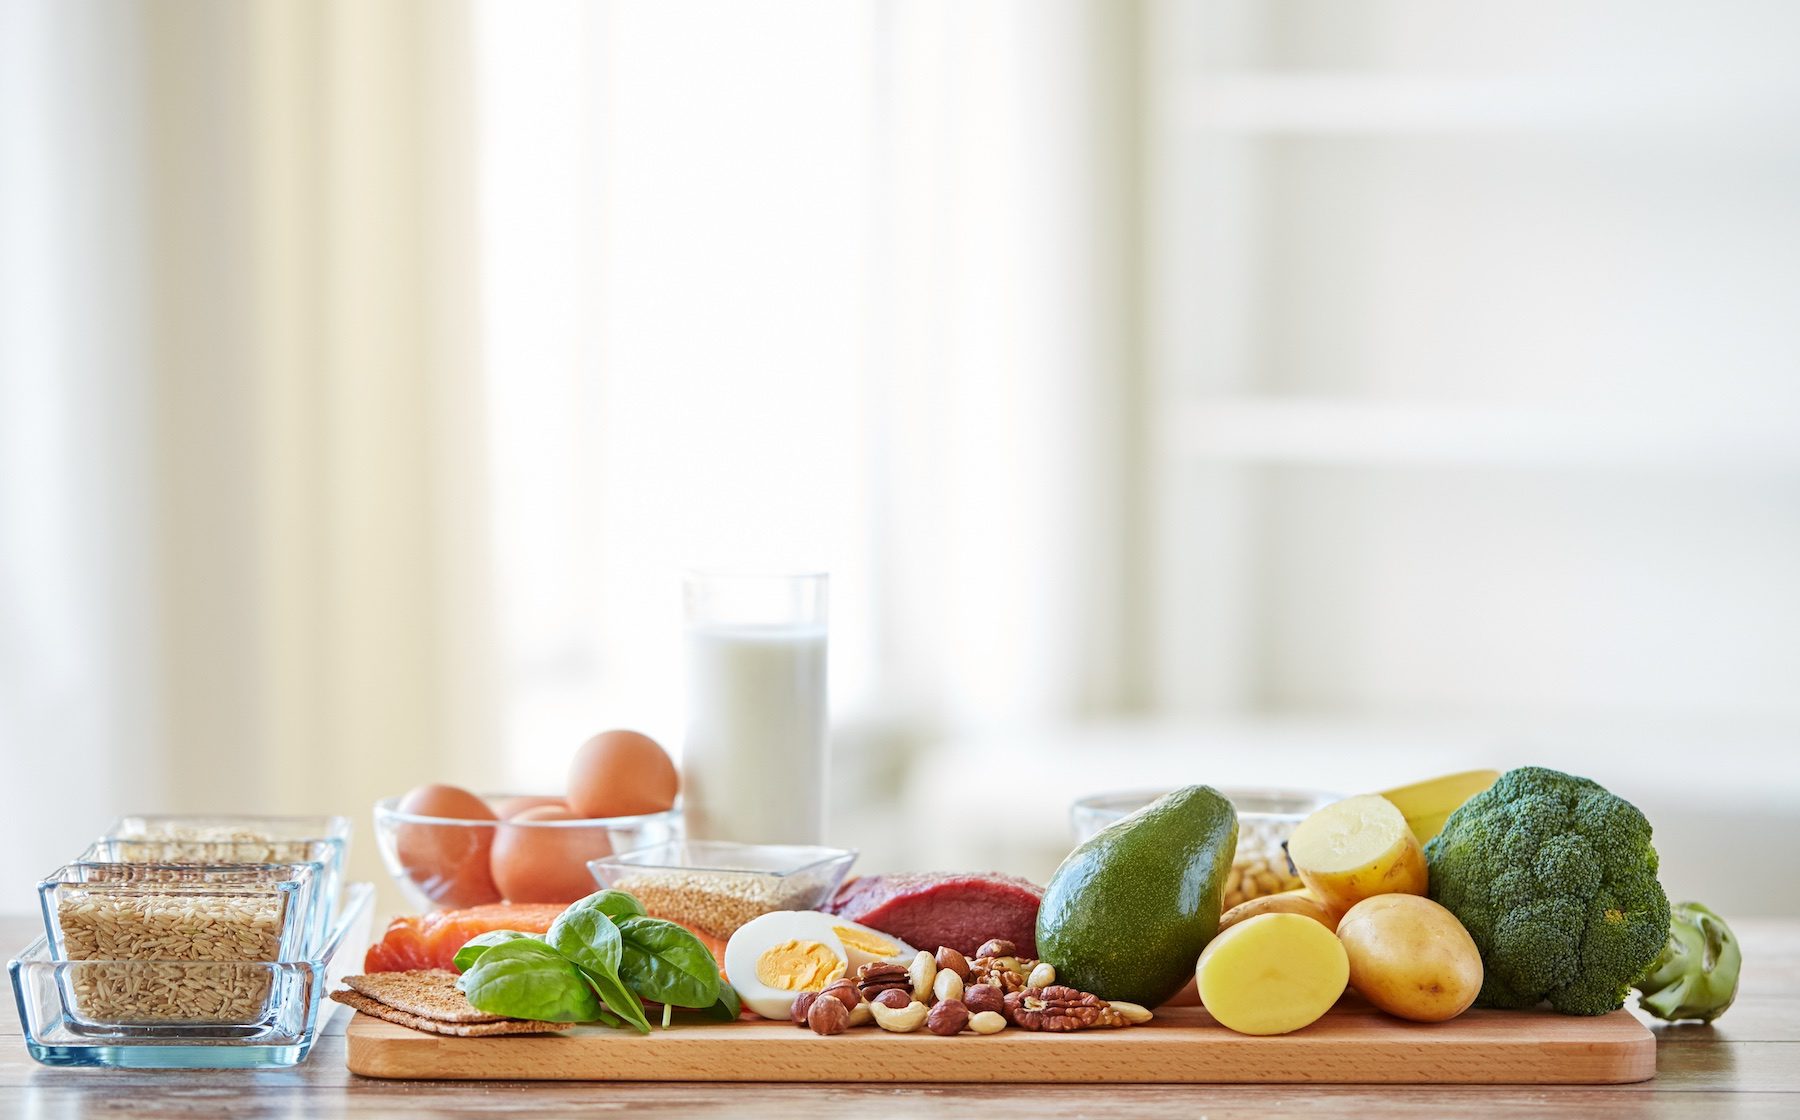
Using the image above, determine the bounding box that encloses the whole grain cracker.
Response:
[331,991,568,1037]
[342,970,508,1023]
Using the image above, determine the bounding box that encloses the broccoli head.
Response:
[1425,766,1671,1015]
[1634,901,1741,1022]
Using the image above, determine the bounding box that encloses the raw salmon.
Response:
[362,903,730,974]
[363,903,566,972]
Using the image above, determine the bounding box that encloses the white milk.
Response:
[681,624,828,844]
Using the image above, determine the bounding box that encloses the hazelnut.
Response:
[963,984,1005,1015]
[935,946,971,978]
[874,988,912,1010]
[976,939,1017,959]
[790,991,819,1027]
[807,994,850,1036]
[822,978,861,1011]
[927,998,969,1036]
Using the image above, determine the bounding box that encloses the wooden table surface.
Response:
[5,915,1796,1118]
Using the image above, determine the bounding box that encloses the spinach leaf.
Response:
[457,939,602,1022]
[546,892,655,1031]
[582,965,652,1034]
[689,981,741,1022]
[616,916,721,1009]
[580,889,647,922]
[451,930,540,974]
[546,896,624,980]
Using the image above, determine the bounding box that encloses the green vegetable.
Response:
[616,916,721,1009]
[547,897,625,979]
[457,939,603,1022]
[1634,901,1741,1022]
[582,889,648,922]
[697,983,742,1022]
[450,889,726,1031]
[451,930,540,974]
[548,892,654,1032]
[1426,766,1672,1016]
[1036,784,1238,1007]
[582,964,652,1034]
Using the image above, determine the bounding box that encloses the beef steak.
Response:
[825,872,1043,959]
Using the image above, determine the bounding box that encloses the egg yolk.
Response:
[832,926,899,958]
[754,939,846,992]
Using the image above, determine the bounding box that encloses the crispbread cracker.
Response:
[343,969,505,1023]
[331,990,569,1037]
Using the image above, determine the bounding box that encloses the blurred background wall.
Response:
[4,0,1798,915]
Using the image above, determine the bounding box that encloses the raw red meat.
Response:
[825,872,1043,959]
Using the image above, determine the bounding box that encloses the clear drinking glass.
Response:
[682,571,829,845]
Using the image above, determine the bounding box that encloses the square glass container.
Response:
[38,877,312,1026]
[49,859,330,956]
[589,840,858,940]
[97,814,350,915]
[10,882,373,1068]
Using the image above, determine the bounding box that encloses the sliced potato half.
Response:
[1286,794,1427,914]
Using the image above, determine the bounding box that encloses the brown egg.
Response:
[490,805,614,904]
[394,783,502,907]
[566,730,679,818]
[491,795,568,820]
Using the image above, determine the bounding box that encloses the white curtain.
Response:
[1,0,1140,893]
[1,0,496,897]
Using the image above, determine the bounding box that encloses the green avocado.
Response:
[1036,785,1238,1007]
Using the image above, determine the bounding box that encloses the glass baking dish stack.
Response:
[9,814,371,1069]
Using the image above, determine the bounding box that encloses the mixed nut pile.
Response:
[790,938,1154,1037]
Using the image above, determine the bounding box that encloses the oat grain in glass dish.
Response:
[40,879,307,1025]
[589,841,857,940]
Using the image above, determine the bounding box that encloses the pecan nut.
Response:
[1004,986,1130,1031]
[856,962,912,1001]
[967,956,1030,993]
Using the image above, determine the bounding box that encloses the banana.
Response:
[1379,769,1501,845]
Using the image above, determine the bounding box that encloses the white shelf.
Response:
[1165,396,1800,471]
[1177,73,1800,134]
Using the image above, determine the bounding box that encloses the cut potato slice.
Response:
[1286,794,1427,914]
[1218,889,1341,933]
[1196,913,1348,1035]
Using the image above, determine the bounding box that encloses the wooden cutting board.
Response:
[344,996,1656,1084]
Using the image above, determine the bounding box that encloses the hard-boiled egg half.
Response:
[724,911,916,1019]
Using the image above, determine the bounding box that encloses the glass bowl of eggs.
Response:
[374,730,684,911]
[1069,787,1339,911]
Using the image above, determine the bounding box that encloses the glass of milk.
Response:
[682,572,829,845]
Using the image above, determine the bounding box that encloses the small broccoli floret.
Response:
[1635,901,1741,1022]
[1426,766,1671,1016]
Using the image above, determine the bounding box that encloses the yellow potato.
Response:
[1218,889,1341,933]
[1336,894,1482,1022]
[1196,913,1349,1036]
[1286,794,1427,914]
